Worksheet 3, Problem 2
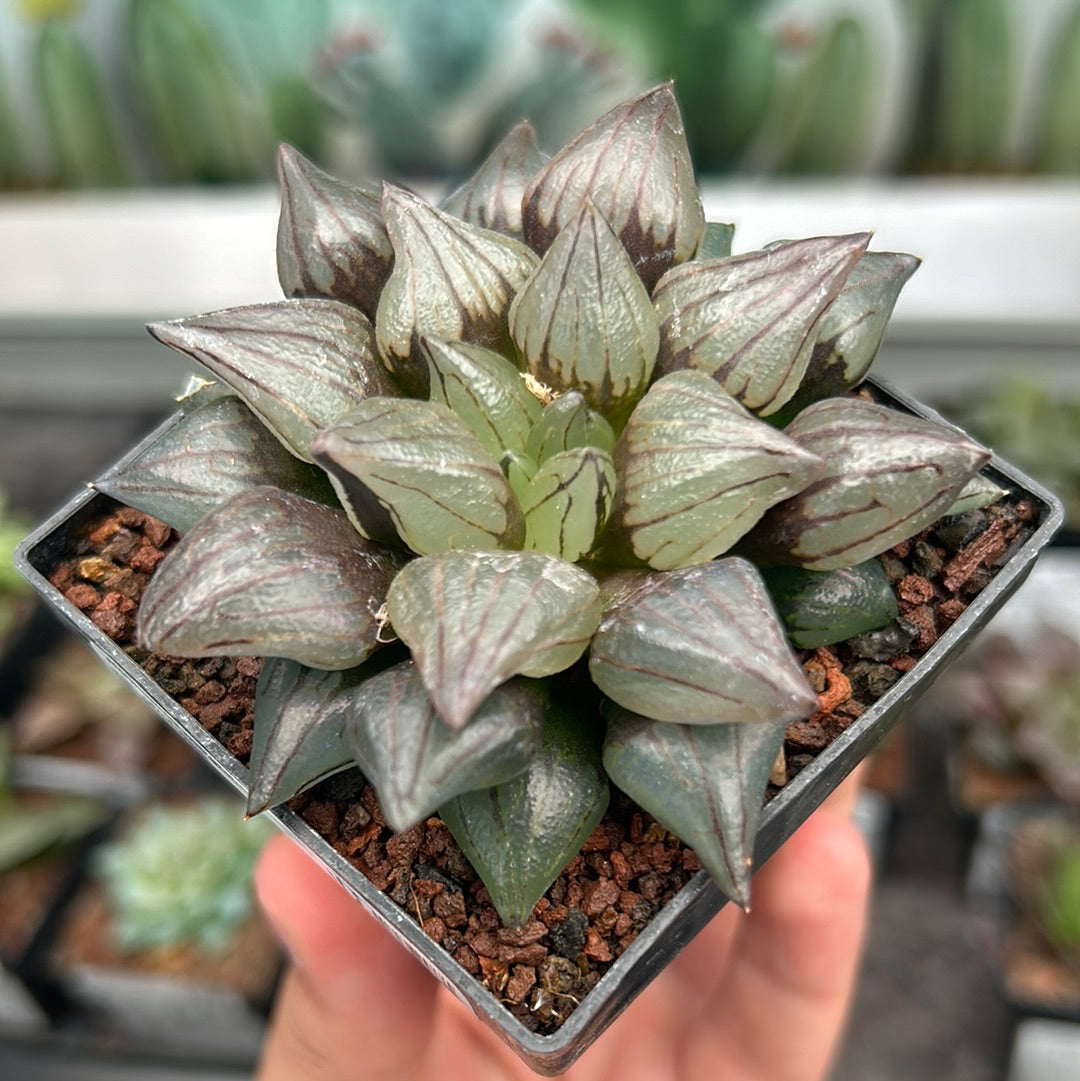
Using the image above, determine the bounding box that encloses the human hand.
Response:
[254,774,870,1081]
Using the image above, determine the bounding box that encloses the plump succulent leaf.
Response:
[439,704,609,927]
[147,299,397,462]
[386,551,602,729]
[779,251,921,418]
[945,473,1008,516]
[697,221,736,260]
[525,392,616,464]
[247,657,370,816]
[311,398,524,554]
[276,145,393,320]
[519,446,617,562]
[599,371,826,570]
[603,707,786,909]
[93,395,334,534]
[652,233,870,416]
[138,487,406,669]
[440,119,545,238]
[747,398,993,570]
[423,336,542,459]
[376,184,538,396]
[761,560,899,649]
[589,557,817,725]
[510,201,660,424]
[522,83,705,290]
[346,662,545,833]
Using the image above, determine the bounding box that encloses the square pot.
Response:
[14,377,1065,1074]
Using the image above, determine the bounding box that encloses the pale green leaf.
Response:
[600,371,825,569]
[761,560,899,649]
[439,705,609,927]
[276,145,393,320]
[589,557,817,725]
[387,551,602,729]
[748,398,993,570]
[525,392,616,464]
[423,336,541,459]
[310,398,524,554]
[247,657,372,816]
[509,201,659,424]
[138,487,406,669]
[520,447,616,562]
[697,221,735,260]
[440,119,544,238]
[945,473,1007,516]
[346,661,544,832]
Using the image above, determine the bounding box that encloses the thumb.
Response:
[254,833,438,1081]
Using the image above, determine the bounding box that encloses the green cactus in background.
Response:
[95,85,996,925]
[93,799,273,953]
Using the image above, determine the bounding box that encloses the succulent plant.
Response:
[96,84,995,925]
[0,491,31,641]
[93,798,272,953]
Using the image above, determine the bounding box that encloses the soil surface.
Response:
[44,493,1038,1034]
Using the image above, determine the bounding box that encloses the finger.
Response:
[678,808,872,1081]
[254,833,438,1081]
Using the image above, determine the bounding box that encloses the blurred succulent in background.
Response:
[93,798,272,953]
[1007,813,1080,981]
[941,378,1080,532]
[932,624,1080,806]
[0,492,31,643]
[96,84,995,925]
[0,731,106,876]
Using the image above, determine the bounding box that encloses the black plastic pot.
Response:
[14,378,1065,1074]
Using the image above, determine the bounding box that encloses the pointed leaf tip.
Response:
[603,708,786,907]
[589,557,817,725]
[387,551,601,729]
[276,144,392,320]
[346,662,544,833]
[522,83,705,289]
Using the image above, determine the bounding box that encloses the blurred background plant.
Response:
[0,493,31,645]
[2,0,1079,190]
[941,378,1080,535]
[92,798,272,953]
